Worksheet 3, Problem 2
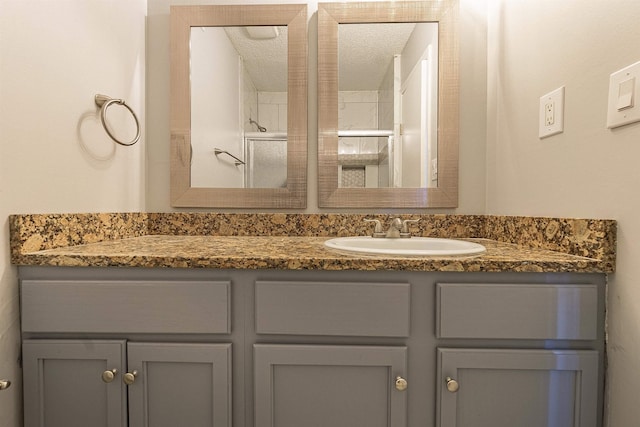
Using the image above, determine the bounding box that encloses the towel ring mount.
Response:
[94,94,140,146]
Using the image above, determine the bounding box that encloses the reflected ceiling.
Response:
[338,23,416,90]
[224,26,288,91]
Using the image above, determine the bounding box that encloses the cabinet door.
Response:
[437,348,599,427]
[22,339,127,427]
[254,344,408,427]
[126,342,232,427]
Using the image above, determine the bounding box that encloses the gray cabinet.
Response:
[255,280,410,337]
[435,282,602,427]
[18,268,606,427]
[253,280,411,427]
[20,279,231,334]
[254,344,407,427]
[22,339,231,427]
[436,348,599,427]
[435,283,598,340]
[22,340,127,427]
[127,342,231,427]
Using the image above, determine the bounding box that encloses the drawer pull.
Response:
[395,376,408,391]
[101,369,118,383]
[123,370,138,385]
[0,380,11,390]
[446,376,459,393]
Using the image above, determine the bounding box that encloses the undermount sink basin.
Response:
[324,236,486,256]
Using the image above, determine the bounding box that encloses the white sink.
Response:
[324,236,486,256]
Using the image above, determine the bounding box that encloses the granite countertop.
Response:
[14,234,605,272]
[9,213,617,273]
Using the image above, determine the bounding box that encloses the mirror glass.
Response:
[171,5,307,208]
[318,1,458,207]
[190,25,288,189]
[338,22,438,189]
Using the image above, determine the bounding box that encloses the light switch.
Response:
[617,77,635,111]
[607,60,640,129]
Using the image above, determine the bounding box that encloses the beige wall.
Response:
[486,1,640,426]
[0,1,146,425]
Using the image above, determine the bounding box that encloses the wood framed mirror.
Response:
[318,1,458,208]
[170,4,307,208]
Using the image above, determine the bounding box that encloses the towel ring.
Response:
[94,94,141,146]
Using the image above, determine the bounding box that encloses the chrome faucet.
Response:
[385,218,403,238]
[399,219,419,237]
[363,219,386,238]
[364,218,419,238]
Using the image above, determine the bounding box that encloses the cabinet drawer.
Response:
[256,281,410,337]
[21,280,230,334]
[436,283,598,340]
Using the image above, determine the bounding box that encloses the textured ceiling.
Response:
[225,26,288,92]
[339,23,416,91]
[221,22,429,93]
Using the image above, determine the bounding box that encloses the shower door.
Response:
[245,135,287,188]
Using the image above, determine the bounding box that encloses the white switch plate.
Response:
[539,86,565,138]
[607,60,640,129]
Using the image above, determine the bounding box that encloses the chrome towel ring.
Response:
[94,94,141,146]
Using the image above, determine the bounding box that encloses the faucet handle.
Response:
[364,219,385,238]
[400,219,419,238]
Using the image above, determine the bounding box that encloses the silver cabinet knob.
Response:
[0,380,11,390]
[101,369,118,383]
[123,370,138,385]
[446,376,459,393]
[395,376,408,391]
[102,369,118,384]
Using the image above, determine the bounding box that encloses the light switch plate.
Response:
[539,86,565,139]
[607,60,640,129]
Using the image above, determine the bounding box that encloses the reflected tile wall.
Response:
[338,90,378,131]
[243,66,258,132]
[257,91,287,132]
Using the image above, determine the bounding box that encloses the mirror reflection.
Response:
[318,1,458,208]
[190,26,288,189]
[338,23,438,189]
[170,4,307,208]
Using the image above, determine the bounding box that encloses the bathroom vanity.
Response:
[11,213,615,427]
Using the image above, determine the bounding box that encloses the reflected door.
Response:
[245,137,287,188]
[401,57,434,188]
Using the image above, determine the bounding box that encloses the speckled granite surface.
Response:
[9,213,616,272]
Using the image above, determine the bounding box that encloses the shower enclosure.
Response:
[244,132,287,188]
